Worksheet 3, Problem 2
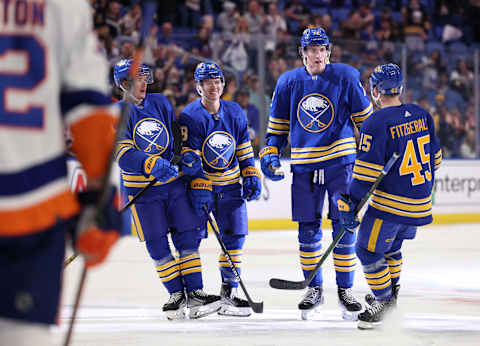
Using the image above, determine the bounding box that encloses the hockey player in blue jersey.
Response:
[179,62,261,317]
[337,63,442,329]
[113,59,221,320]
[260,27,373,320]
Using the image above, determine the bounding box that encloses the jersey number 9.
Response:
[399,135,432,186]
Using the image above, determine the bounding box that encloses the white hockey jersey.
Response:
[0,0,118,236]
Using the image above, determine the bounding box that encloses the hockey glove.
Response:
[189,178,213,216]
[181,150,203,177]
[144,155,178,182]
[242,166,261,201]
[337,194,360,232]
[259,146,284,181]
[75,187,122,268]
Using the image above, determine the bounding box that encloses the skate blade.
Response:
[357,320,382,330]
[188,301,221,319]
[300,305,323,320]
[165,308,186,321]
[338,302,361,321]
[218,304,252,317]
[341,309,359,321]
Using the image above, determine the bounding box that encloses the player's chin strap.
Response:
[371,87,381,107]
[120,84,143,105]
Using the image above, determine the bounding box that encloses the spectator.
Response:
[450,59,474,101]
[402,0,429,52]
[158,22,175,46]
[244,0,267,35]
[217,1,238,35]
[284,0,309,35]
[119,3,141,37]
[222,76,238,101]
[264,2,287,51]
[418,50,446,90]
[118,36,136,60]
[105,0,122,39]
[189,26,213,58]
[342,2,375,39]
[221,16,251,73]
[235,87,260,146]
[460,129,477,159]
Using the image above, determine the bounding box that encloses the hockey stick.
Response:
[204,205,264,313]
[63,122,182,268]
[63,2,157,346]
[119,120,182,212]
[269,152,400,290]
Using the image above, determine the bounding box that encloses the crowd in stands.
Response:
[90,0,480,158]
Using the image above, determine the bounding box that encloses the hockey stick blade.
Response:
[268,152,400,291]
[269,278,307,290]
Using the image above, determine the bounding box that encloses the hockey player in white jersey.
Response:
[0,0,121,344]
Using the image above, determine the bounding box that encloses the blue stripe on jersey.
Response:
[0,155,66,195]
[60,90,112,115]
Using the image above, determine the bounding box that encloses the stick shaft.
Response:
[205,207,263,313]
[270,152,400,290]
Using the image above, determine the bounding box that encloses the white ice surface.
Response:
[57,224,480,346]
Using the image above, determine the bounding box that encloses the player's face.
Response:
[303,45,329,74]
[132,74,148,100]
[201,78,224,100]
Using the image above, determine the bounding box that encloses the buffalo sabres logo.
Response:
[202,131,235,169]
[133,118,169,155]
[297,93,334,133]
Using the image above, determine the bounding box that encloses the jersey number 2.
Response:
[0,35,46,128]
[399,135,432,186]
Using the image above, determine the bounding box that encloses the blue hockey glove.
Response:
[188,178,213,216]
[259,146,284,181]
[181,150,203,177]
[144,156,178,182]
[337,194,360,232]
[242,166,262,201]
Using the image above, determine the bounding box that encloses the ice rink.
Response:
[58,223,480,346]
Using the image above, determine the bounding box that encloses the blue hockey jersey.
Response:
[350,103,442,226]
[115,93,181,198]
[267,63,373,173]
[179,99,255,192]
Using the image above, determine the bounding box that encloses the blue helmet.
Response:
[369,63,403,96]
[194,62,224,83]
[300,27,330,49]
[113,59,153,88]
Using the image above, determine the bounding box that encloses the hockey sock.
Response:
[179,251,203,292]
[332,220,356,288]
[155,255,183,294]
[385,240,403,286]
[298,221,323,287]
[357,246,393,301]
[219,235,245,288]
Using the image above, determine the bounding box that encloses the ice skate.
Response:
[365,284,400,307]
[357,296,396,330]
[163,291,187,320]
[337,287,362,320]
[187,289,221,319]
[218,283,252,317]
[298,286,324,320]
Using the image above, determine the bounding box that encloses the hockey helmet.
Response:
[369,63,403,96]
[113,59,153,89]
[300,27,330,49]
[194,61,224,83]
